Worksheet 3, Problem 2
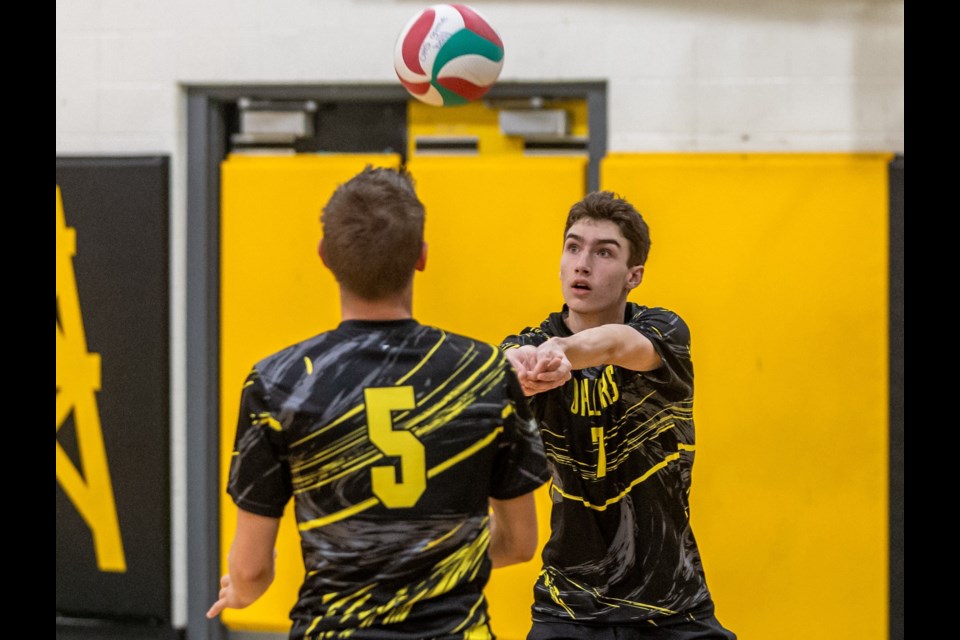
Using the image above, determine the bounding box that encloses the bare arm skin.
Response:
[488,492,539,568]
[509,324,662,396]
[538,324,662,373]
[206,509,281,618]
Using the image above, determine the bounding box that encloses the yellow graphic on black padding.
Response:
[55,186,126,572]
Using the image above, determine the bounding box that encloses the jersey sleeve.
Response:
[500,326,550,351]
[226,368,293,518]
[489,362,552,500]
[628,307,694,397]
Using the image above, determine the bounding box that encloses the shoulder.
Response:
[253,330,335,385]
[423,329,518,385]
[626,304,691,343]
[627,303,683,322]
[627,303,686,325]
[438,328,506,359]
[500,310,565,349]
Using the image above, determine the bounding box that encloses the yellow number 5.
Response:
[364,386,425,508]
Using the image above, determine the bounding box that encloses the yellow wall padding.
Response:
[409,155,587,345]
[219,152,889,640]
[602,153,891,640]
[220,154,402,632]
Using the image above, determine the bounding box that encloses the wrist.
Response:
[546,336,568,352]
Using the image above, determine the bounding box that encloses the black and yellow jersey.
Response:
[228,319,550,640]
[501,303,716,625]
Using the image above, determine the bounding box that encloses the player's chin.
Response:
[563,298,597,315]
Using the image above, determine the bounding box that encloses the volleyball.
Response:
[394,4,504,107]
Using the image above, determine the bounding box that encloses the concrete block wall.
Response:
[57,0,903,155]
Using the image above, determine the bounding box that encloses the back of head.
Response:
[321,166,425,299]
[565,191,651,267]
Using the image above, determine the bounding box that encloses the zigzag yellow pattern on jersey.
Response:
[289,331,449,451]
[541,399,694,482]
[291,434,381,491]
[604,412,691,472]
[450,595,486,633]
[302,521,491,636]
[543,407,683,476]
[541,569,576,618]
[291,404,365,451]
[297,428,503,531]
[251,411,282,432]
[550,446,695,511]
[408,346,503,438]
[427,428,503,479]
[309,629,357,639]
[536,390,661,473]
[290,339,475,481]
[542,567,678,616]
[291,344,502,495]
[424,522,465,551]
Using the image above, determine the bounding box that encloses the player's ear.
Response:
[415,242,428,271]
[626,264,644,289]
[319,239,330,268]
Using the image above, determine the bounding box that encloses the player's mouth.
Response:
[571,279,591,292]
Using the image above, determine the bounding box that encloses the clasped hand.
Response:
[506,339,572,396]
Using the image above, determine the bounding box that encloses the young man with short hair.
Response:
[209,166,551,639]
[502,191,735,639]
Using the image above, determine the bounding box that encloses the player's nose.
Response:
[574,253,591,273]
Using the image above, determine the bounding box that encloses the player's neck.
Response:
[565,301,627,333]
[339,287,414,321]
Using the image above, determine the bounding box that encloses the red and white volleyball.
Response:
[394,4,505,107]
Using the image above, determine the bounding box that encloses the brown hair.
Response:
[564,191,651,266]
[321,166,425,299]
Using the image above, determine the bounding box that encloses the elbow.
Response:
[515,535,538,564]
[502,548,536,568]
[502,536,539,567]
[231,564,275,606]
[233,563,273,586]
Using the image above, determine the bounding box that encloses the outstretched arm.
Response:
[488,492,539,568]
[206,509,281,618]
[538,324,662,373]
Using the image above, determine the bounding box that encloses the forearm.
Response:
[227,551,275,607]
[488,519,525,568]
[488,494,538,568]
[548,325,660,372]
[550,325,631,369]
[488,515,510,568]
[208,509,281,617]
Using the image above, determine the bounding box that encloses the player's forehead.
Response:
[565,219,626,246]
